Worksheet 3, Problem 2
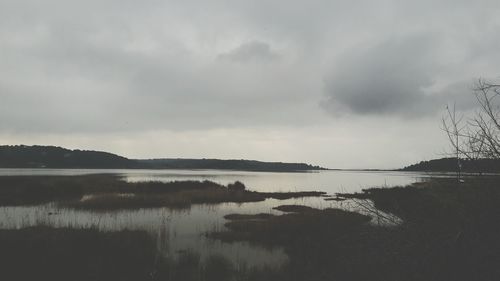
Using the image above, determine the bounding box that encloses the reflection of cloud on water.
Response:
[0,202,289,268]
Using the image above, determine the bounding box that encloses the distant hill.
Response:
[137,158,325,172]
[0,145,325,172]
[0,145,135,168]
[400,158,500,173]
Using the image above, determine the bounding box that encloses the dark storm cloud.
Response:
[322,34,481,117]
[323,35,437,116]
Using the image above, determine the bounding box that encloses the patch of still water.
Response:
[0,169,430,267]
[0,196,353,267]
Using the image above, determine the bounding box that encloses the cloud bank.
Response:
[1,0,499,167]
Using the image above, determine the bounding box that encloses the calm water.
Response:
[0,168,435,193]
[0,169,437,267]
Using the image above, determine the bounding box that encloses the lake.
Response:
[0,168,435,193]
[0,169,439,267]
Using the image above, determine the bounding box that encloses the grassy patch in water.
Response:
[0,226,157,281]
[224,213,276,220]
[0,226,283,281]
[211,206,371,245]
[0,175,325,210]
[209,177,500,281]
[272,204,318,213]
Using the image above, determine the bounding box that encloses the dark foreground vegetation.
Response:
[0,145,325,171]
[0,175,324,209]
[208,177,500,281]
[0,226,282,281]
[0,227,156,281]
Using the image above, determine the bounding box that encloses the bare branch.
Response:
[442,79,500,165]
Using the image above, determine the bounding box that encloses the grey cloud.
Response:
[0,21,317,133]
[2,0,500,167]
[323,34,440,116]
[218,41,279,63]
[433,81,478,112]
[322,34,486,117]
[1,0,499,135]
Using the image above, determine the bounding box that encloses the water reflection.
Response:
[0,168,430,193]
[0,169,432,267]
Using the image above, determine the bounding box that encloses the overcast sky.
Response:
[1,0,499,168]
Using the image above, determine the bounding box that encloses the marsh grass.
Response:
[212,206,371,245]
[224,213,275,220]
[0,225,286,281]
[209,177,500,281]
[0,175,325,210]
[272,204,318,213]
[0,226,157,281]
